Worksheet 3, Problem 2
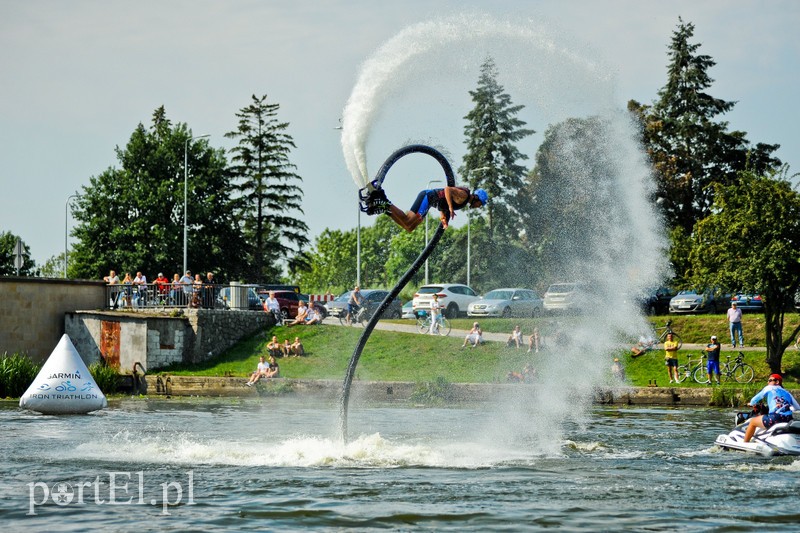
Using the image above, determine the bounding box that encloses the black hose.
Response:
[338,144,456,443]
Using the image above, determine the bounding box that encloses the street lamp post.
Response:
[467,210,471,287]
[424,179,442,285]
[356,199,361,287]
[184,134,210,274]
[64,194,80,278]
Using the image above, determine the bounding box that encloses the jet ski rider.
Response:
[743,373,800,443]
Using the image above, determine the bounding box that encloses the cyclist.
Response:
[743,374,800,442]
[429,294,443,335]
[705,335,721,385]
[346,286,364,325]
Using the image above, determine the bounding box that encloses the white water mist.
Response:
[339,13,668,451]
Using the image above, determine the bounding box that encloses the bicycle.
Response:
[416,310,451,336]
[654,319,682,349]
[340,305,367,327]
[676,353,705,383]
[717,352,754,383]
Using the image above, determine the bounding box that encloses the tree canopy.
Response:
[0,231,36,276]
[225,94,309,282]
[633,17,781,235]
[69,107,246,281]
[689,168,800,372]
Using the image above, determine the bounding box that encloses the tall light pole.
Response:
[184,134,210,274]
[64,194,80,278]
[356,199,361,287]
[424,179,442,285]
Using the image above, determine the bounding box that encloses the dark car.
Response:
[641,287,677,316]
[730,293,764,312]
[269,290,328,320]
[325,289,402,320]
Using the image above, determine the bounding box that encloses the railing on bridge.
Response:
[104,283,257,311]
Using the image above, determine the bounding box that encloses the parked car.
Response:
[217,286,264,311]
[401,301,415,320]
[542,282,590,314]
[467,288,543,318]
[324,289,402,321]
[269,290,328,320]
[730,293,764,312]
[412,284,479,318]
[669,289,726,314]
[641,287,677,316]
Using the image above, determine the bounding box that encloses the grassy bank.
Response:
[163,313,800,388]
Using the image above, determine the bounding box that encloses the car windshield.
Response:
[547,284,575,293]
[418,286,443,294]
[334,291,352,302]
[484,290,514,300]
[677,290,701,296]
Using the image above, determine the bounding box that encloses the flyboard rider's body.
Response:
[361,181,488,231]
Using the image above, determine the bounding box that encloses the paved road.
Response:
[324,318,766,351]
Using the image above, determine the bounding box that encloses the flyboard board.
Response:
[19,334,107,414]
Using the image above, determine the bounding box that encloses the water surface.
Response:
[2,399,799,531]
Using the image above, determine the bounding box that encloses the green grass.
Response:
[164,324,537,384]
[162,313,800,388]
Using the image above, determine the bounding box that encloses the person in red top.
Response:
[153,273,170,302]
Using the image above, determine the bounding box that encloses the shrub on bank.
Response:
[0,352,40,398]
[89,362,121,394]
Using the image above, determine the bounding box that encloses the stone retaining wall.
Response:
[66,309,274,372]
[142,375,726,406]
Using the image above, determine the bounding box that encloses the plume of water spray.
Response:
[340,13,614,188]
[339,13,668,452]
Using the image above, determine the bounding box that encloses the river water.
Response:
[2,398,799,531]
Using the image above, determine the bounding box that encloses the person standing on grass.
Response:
[664,332,680,384]
[705,335,721,385]
[727,301,744,348]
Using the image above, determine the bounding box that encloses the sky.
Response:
[1,0,798,270]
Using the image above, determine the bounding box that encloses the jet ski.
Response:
[714,409,800,456]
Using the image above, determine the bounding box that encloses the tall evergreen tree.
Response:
[225,94,309,282]
[70,107,246,280]
[638,17,780,233]
[460,57,535,239]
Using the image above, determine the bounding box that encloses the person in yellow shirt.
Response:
[664,332,680,384]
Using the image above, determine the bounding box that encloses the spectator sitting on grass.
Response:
[246,356,270,387]
[267,336,283,359]
[462,322,483,348]
[282,339,291,358]
[287,301,309,326]
[507,325,523,349]
[631,335,656,358]
[304,305,322,325]
[266,356,280,378]
[290,337,305,356]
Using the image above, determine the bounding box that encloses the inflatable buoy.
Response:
[19,334,108,414]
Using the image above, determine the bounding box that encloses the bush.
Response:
[0,352,41,398]
[89,362,121,394]
[708,384,761,407]
[410,376,455,406]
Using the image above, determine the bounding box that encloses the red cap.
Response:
[769,374,783,383]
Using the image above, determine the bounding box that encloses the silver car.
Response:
[467,288,543,318]
[543,282,590,314]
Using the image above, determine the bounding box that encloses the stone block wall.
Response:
[66,308,274,372]
[0,277,106,362]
